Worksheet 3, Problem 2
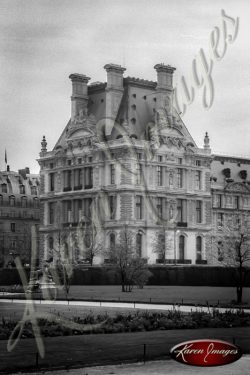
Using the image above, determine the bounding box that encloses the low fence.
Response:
[0,266,250,287]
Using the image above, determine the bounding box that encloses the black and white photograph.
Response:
[0,0,250,374]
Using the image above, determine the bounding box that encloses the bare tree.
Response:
[211,214,250,304]
[107,226,151,292]
[76,219,102,266]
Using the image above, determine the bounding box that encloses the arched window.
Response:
[179,235,185,260]
[110,233,115,250]
[9,195,15,207]
[48,237,54,250]
[136,232,142,257]
[196,236,202,261]
[21,196,27,208]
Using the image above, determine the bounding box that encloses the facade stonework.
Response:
[37,63,250,267]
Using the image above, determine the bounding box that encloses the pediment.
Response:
[67,127,95,140]
[224,182,250,193]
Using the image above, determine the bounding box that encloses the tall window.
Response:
[110,233,115,250]
[136,233,142,257]
[218,194,222,208]
[177,168,183,188]
[19,185,25,194]
[63,170,72,191]
[235,196,240,209]
[9,195,15,207]
[156,197,163,219]
[1,184,7,193]
[83,198,92,219]
[49,173,55,192]
[196,201,202,223]
[49,237,54,250]
[217,213,224,229]
[195,171,201,190]
[157,166,163,186]
[179,235,185,260]
[136,163,143,184]
[84,167,93,189]
[10,223,16,232]
[63,200,72,223]
[73,169,82,190]
[196,236,202,261]
[21,196,27,208]
[49,202,55,224]
[33,197,39,208]
[109,196,116,219]
[110,164,115,184]
[0,195,3,205]
[136,196,143,219]
[177,199,186,222]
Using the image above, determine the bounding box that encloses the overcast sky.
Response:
[0,0,249,173]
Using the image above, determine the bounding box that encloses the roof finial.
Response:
[41,135,47,152]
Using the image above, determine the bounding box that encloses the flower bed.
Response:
[1,309,250,340]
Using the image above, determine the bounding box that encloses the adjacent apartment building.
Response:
[37,63,250,266]
[0,167,40,267]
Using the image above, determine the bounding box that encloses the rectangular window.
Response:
[84,167,93,189]
[109,196,116,219]
[177,199,187,223]
[177,168,183,188]
[196,200,202,223]
[78,158,82,165]
[156,197,163,219]
[196,160,201,166]
[110,165,115,184]
[235,196,240,209]
[74,169,82,190]
[83,198,92,219]
[10,223,15,232]
[195,170,201,190]
[157,166,163,186]
[178,158,182,165]
[136,196,143,219]
[49,202,55,224]
[218,194,222,208]
[63,170,72,191]
[217,213,224,230]
[157,155,162,162]
[31,186,37,195]
[136,163,143,185]
[137,153,142,160]
[19,185,25,194]
[49,173,55,192]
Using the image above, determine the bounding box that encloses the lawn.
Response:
[54,285,250,306]
[1,327,250,372]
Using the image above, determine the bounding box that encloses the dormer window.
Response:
[9,195,15,207]
[19,185,25,194]
[1,184,7,193]
[31,186,37,195]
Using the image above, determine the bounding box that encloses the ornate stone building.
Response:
[38,63,215,266]
[209,155,250,264]
[0,167,40,267]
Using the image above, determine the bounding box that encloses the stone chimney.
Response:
[104,64,126,135]
[154,64,176,122]
[69,73,91,121]
[154,63,176,91]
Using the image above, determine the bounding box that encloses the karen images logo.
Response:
[170,339,242,367]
